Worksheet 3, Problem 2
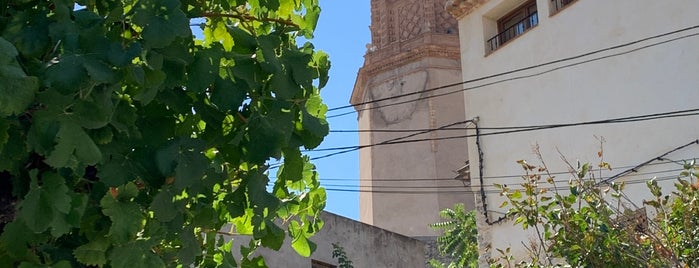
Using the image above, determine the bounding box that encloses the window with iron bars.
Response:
[486,0,538,52]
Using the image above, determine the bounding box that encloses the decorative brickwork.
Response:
[399,1,424,41]
[435,1,459,34]
[366,0,458,51]
[351,0,462,108]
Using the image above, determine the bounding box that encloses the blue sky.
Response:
[306,1,371,220]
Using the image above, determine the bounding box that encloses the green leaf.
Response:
[578,163,589,179]
[3,10,50,58]
[299,94,328,149]
[225,187,248,219]
[247,172,281,213]
[18,172,72,233]
[312,50,330,89]
[279,148,304,182]
[99,156,134,187]
[45,122,102,168]
[211,77,246,112]
[499,201,509,208]
[0,119,9,152]
[209,21,234,51]
[132,0,190,49]
[510,190,522,199]
[213,239,237,267]
[256,34,282,73]
[283,48,314,89]
[177,228,200,265]
[270,69,301,99]
[150,188,178,222]
[233,209,255,235]
[44,54,88,94]
[73,238,110,267]
[84,57,117,83]
[187,46,222,93]
[174,150,209,190]
[260,219,286,251]
[227,26,257,54]
[72,88,115,129]
[247,104,295,162]
[289,220,316,257]
[110,241,165,268]
[241,256,268,268]
[133,69,166,104]
[108,42,142,67]
[0,37,39,116]
[100,190,145,243]
[0,220,40,259]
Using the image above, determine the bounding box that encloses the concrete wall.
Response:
[454,0,699,262]
[234,211,429,267]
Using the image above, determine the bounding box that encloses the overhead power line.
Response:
[319,174,684,195]
[599,139,699,184]
[317,167,685,188]
[308,108,699,160]
[326,24,699,119]
[329,127,471,133]
[270,159,690,182]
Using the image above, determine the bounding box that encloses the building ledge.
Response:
[446,0,489,19]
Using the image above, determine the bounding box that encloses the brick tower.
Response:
[352,0,473,237]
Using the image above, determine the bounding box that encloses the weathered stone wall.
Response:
[231,212,431,267]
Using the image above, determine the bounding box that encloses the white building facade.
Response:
[447,0,699,262]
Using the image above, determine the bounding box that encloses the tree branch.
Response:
[200,12,298,27]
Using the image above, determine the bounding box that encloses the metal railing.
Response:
[551,0,576,13]
[486,12,539,52]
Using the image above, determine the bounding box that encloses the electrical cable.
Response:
[331,32,699,119]
[315,167,685,189]
[598,139,699,184]
[318,173,683,195]
[329,127,471,133]
[267,109,699,172]
[306,108,699,160]
[325,24,699,116]
[284,157,687,182]
[309,119,474,152]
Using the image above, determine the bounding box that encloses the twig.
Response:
[200,12,298,27]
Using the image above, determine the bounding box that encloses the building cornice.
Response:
[446,0,489,19]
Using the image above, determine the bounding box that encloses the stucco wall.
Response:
[456,0,699,262]
[233,211,429,267]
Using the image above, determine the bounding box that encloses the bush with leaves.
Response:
[490,154,699,267]
[331,243,354,268]
[0,0,330,267]
[429,203,479,268]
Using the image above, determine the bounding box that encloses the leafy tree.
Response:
[489,156,699,267]
[431,151,699,267]
[331,242,353,268]
[0,0,330,267]
[429,203,479,268]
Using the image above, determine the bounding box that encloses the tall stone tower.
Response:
[351,0,473,237]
